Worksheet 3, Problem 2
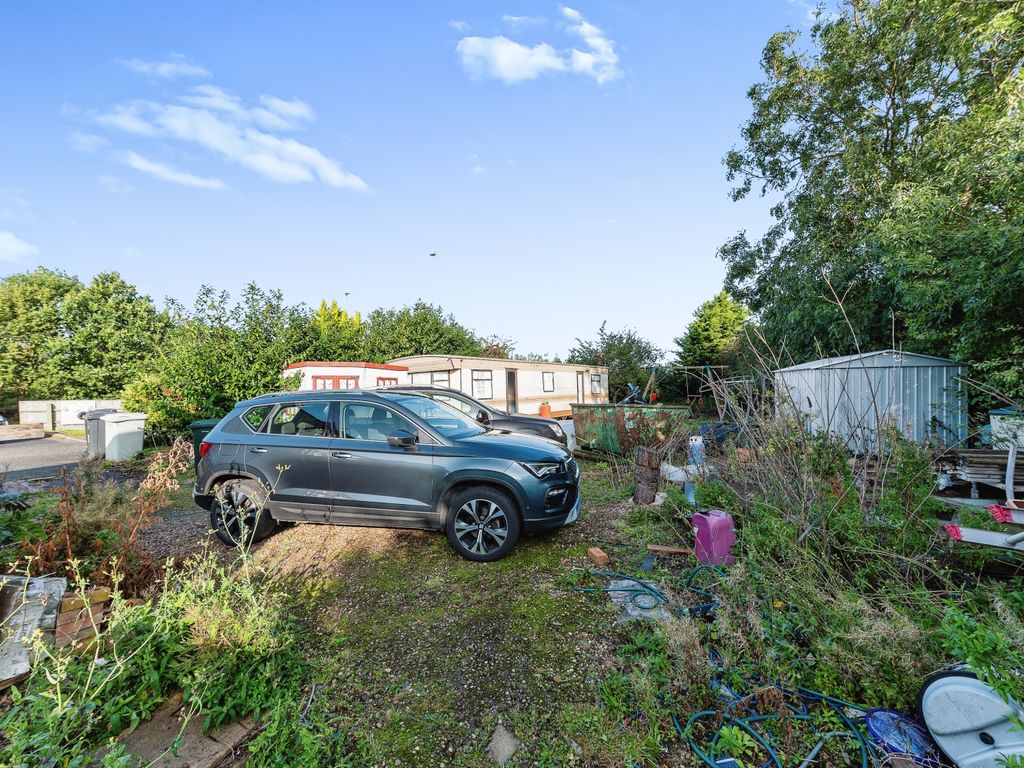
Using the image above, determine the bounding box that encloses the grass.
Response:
[242,461,661,766]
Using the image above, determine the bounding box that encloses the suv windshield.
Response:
[384,394,486,439]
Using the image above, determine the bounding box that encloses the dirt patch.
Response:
[253,523,433,576]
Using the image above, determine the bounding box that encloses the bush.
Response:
[8,440,192,592]
[0,550,302,766]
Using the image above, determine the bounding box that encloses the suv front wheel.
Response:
[445,486,521,562]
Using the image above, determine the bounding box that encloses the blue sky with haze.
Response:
[0,1,814,358]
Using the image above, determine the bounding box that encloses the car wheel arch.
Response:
[437,477,525,528]
[202,469,270,496]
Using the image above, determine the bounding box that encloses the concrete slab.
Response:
[0,435,85,480]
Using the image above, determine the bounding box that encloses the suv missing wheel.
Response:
[193,390,580,561]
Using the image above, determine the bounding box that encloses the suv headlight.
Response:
[549,423,564,437]
[521,460,563,478]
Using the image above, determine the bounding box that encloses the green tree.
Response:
[361,302,482,362]
[0,268,81,408]
[46,272,168,398]
[124,284,310,434]
[720,0,1024,388]
[674,291,749,369]
[303,300,364,361]
[568,322,662,402]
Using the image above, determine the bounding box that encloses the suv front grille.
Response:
[566,458,578,479]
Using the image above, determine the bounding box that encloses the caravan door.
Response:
[506,369,518,413]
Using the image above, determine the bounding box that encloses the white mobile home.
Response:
[284,361,409,391]
[387,355,609,417]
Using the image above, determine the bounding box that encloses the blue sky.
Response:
[0,1,813,359]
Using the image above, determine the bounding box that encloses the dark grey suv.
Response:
[193,390,580,561]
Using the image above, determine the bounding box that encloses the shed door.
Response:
[506,369,518,413]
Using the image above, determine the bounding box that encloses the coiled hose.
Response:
[573,566,884,768]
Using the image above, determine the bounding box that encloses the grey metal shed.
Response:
[774,350,967,450]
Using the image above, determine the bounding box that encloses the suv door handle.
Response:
[250,447,268,454]
[331,451,353,459]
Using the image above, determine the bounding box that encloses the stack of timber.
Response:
[935,448,1024,492]
[0,577,115,689]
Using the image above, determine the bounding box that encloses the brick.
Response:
[587,547,610,566]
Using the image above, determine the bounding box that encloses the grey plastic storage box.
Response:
[78,408,118,459]
[100,412,148,461]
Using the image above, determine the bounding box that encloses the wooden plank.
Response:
[646,544,692,556]
[58,588,112,613]
[56,603,105,630]
[0,423,45,442]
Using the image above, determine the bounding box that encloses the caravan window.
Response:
[430,371,450,387]
[542,371,555,392]
[472,370,493,399]
[591,374,602,394]
[410,372,430,385]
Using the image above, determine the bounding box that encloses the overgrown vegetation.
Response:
[2,440,192,592]
[720,0,1024,409]
[0,550,310,767]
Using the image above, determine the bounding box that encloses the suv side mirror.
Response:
[387,429,417,448]
[476,409,491,425]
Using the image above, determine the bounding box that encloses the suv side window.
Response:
[341,403,418,442]
[242,405,272,431]
[268,402,334,437]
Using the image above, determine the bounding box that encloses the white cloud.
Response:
[121,151,226,189]
[562,6,621,85]
[456,6,621,85]
[91,85,365,190]
[68,131,108,153]
[449,19,470,32]
[118,53,211,79]
[99,175,134,194]
[502,14,546,27]
[456,37,567,83]
[0,230,39,262]
[471,163,485,175]
[121,246,140,258]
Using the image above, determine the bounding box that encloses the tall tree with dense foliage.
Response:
[0,268,81,408]
[46,272,168,398]
[568,322,661,402]
[720,0,1024,403]
[361,301,482,362]
[674,291,749,368]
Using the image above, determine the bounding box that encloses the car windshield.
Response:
[384,394,486,439]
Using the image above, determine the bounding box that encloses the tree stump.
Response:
[632,446,660,504]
